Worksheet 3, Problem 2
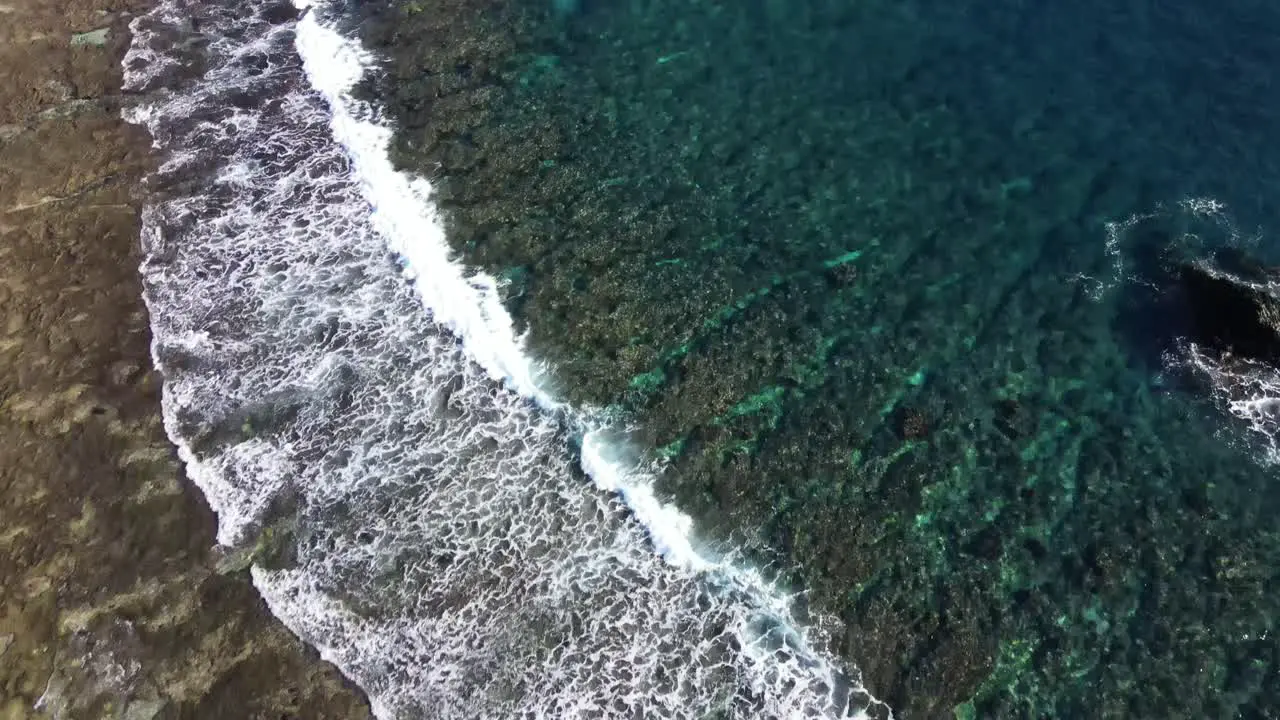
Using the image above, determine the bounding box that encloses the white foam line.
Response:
[291,12,544,400]
[292,3,885,715]
[292,6,714,573]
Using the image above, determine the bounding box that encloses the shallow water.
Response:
[350,0,1280,716]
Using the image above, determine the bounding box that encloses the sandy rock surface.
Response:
[0,1,373,717]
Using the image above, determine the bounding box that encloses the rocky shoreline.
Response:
[0,0,372,717]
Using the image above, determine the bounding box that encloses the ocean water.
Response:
[121,0,887,717]
[347,0,1280,717]
[122,0,1280,718]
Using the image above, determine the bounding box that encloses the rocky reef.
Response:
[349,0,1280,715]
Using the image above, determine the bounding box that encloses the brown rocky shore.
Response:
[0,0,373,717]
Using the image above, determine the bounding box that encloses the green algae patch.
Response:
[822,249,863,268]
[720,385,786,425]
[629,368,666,394]
[656,437,687,460]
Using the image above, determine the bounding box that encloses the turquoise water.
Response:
[351,0,1280,715]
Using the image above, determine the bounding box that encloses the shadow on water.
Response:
[1112,202,1280,387]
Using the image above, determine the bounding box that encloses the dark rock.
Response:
[1177,248,1280,362]
[898,408,929,440]
[258,0,298,25]
[993,397,1027,439]
[824,261,858,286]
[1023,538,1047,560]
[961,526,1003,560]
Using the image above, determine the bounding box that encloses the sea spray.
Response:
[290,0,852,642]
[122,0,888,715]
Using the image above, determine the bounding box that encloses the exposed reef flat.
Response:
[0,1,372,716]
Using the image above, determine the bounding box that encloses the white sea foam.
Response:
[1169,245,1280,464]
[290,12,712,571]
[1178,341,1280,462]
[122,0,888,717]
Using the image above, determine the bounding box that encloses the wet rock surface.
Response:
[1177,250,1280,363]
[0,1,372,717]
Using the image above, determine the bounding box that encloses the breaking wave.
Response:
[121,0,888,717]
